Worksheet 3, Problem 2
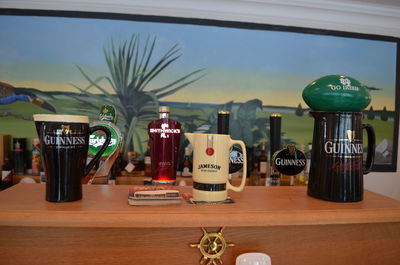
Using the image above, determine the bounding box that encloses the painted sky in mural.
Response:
[0,15,397,109]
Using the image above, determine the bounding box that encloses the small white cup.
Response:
[236,253,272,265]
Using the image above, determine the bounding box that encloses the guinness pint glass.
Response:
[33,114,111,202]
[308,111,375,202]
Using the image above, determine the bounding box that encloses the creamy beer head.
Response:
[33,114,89,123]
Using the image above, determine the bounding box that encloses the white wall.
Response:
[366,148,400,199]
[1,0,400,199]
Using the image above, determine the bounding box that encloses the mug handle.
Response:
[84,125,112,177]
[362,124,375,174]
[227,139,247,192]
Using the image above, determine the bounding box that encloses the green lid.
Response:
[88,121,122,158]
[302,75,371,111]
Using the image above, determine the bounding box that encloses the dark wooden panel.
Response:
[1,223,399,265]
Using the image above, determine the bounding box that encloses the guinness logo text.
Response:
[44,135,86,146]
[275,158,306,166]
[324,142,363,155]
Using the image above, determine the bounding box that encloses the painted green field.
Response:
[0,99,93,147]
[268,112,392,148]
[0,100,394,155]
[0,101,51,140]
[263,112,315,146]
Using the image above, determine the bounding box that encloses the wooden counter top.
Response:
[1,184,399,229]
[1,184,400,265]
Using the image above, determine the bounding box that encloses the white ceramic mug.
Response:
[185,133,247,202]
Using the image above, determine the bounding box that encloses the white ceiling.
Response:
[341,0,400,7]
[0,0,399,37]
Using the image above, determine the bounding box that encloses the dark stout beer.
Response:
[34,114,110,202]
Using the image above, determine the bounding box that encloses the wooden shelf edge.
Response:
[1,208,400,228]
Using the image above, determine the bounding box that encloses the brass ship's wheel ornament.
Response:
[190,227,234,265]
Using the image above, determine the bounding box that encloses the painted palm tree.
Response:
[70,34,204,155]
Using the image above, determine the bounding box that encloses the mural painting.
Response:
[0,14,397,170]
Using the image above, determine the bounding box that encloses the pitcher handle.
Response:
[362,124,375,174]
[84,125,112,177]
[227,139,247,192]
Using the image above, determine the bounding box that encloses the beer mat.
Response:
[128,186,180,198]
[128,198,182,206]
[182,193,235,205]
[143,178,153,185]
[128,186,182,206]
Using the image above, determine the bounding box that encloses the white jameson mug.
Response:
[185,133,247,202]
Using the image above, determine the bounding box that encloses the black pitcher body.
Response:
[308,111,375,202]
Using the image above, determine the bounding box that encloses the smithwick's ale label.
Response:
[149,126,181,137]
[307,111,375,202]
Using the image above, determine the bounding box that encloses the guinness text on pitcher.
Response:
[324,130,363,157]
